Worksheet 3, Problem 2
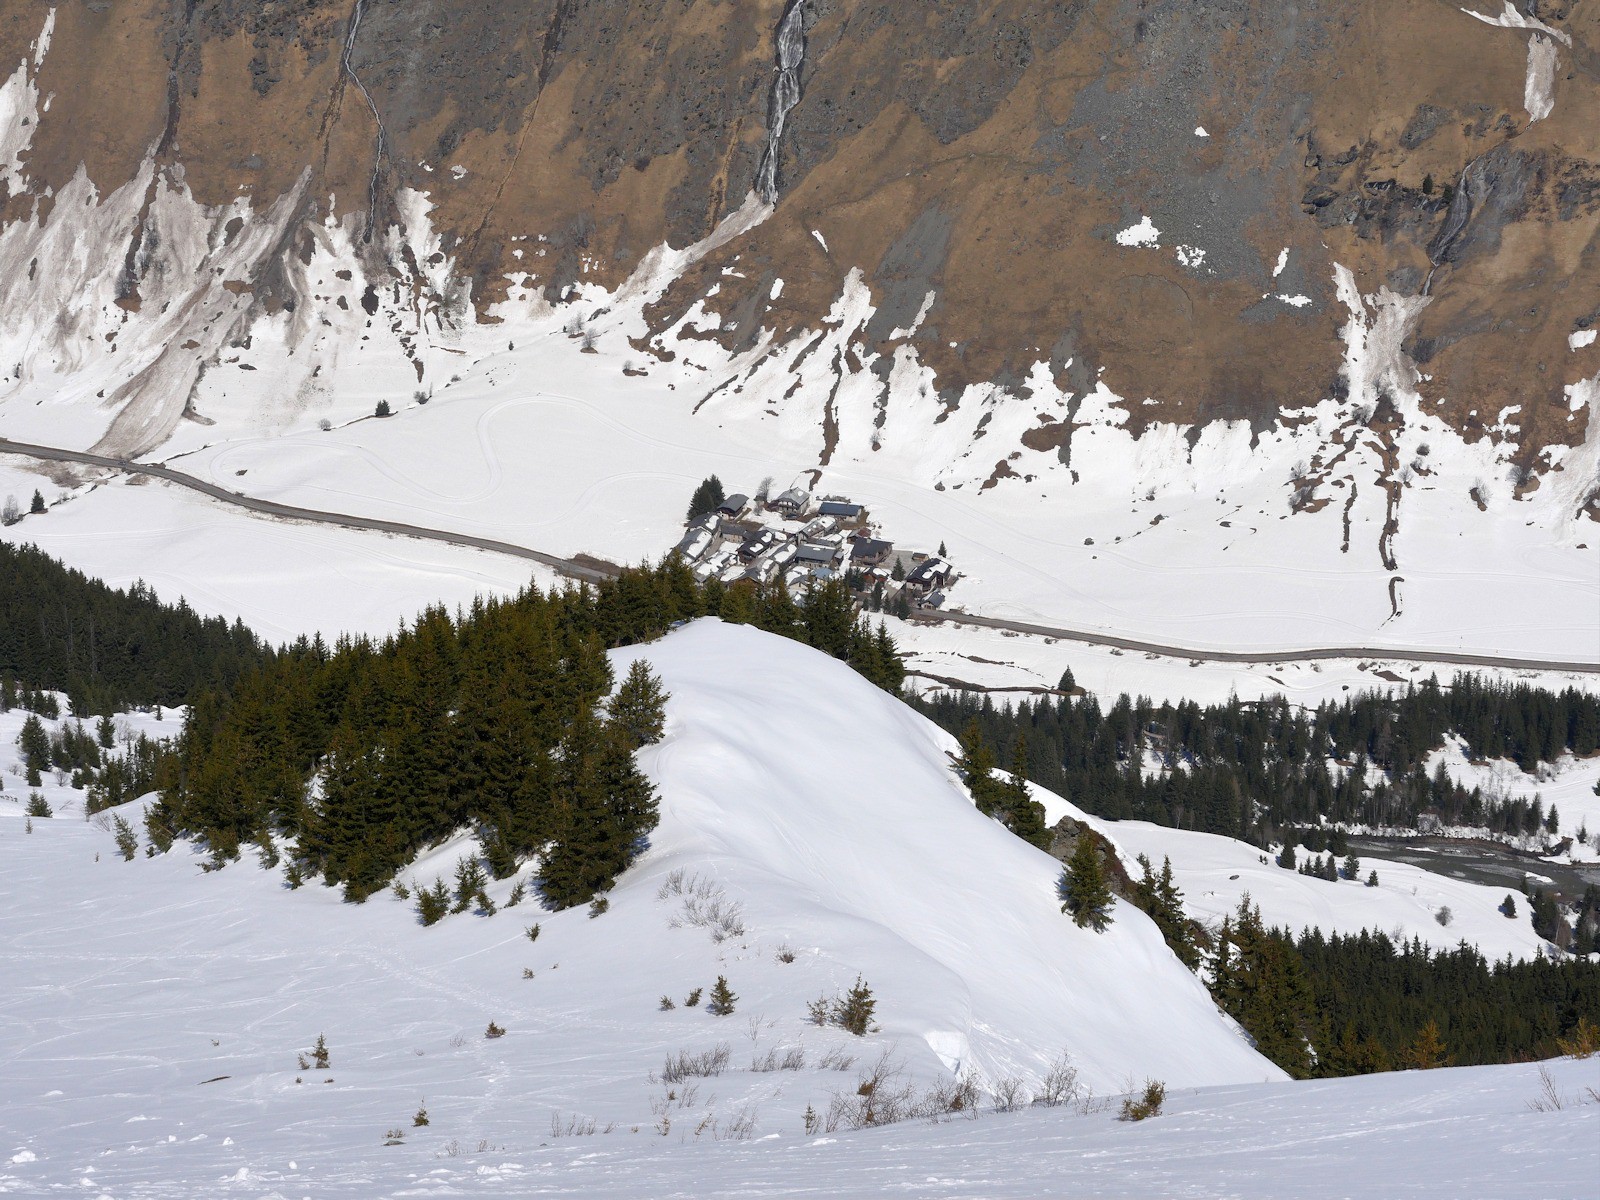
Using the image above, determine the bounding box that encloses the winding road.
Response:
[3,436,1596,675]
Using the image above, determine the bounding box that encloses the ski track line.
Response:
[3,437,1595,674]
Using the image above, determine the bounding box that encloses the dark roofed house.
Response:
[794,543,838,565]
[818,500,863,520]
[905,557,954,594]
[716,493,750,518]
[771,486,810,515]
[850,537,892,567]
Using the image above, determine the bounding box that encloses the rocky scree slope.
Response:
[0,0,1595,504]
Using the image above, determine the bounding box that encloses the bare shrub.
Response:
[1527,1065,1567,1113]
[1435,906,1453,927]
[992,1076,1030,1113]
[823,1052,980,1132]
[718,1106,759,1141]
[775,944,797,964]
[657,1043,731,1084]
[816,1045,856,1071]
[660,870,746,942]
[1035,1052,1083,1108]
[550,1111,598,1137]
[751,1045,806,1072]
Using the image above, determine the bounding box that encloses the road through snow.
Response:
[4,436,1595,674]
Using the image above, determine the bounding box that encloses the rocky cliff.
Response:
[0,1,1594,514]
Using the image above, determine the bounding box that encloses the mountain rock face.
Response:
[0,1,1594,490]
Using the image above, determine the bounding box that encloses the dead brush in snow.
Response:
[822,1050,980,1132]
[658,869,745,942]
[549,1111,598,1137]
[1033,1052,1084,1108]
[991,1076,1030,1113]
[653,1043,731,1084]
[750,1045,806,1072]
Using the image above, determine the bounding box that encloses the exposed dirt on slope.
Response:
[0,0,1595,462]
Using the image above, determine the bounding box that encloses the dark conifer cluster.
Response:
[952,721,1050,849]
[0,543,268,712]
[917,676,1599,842]
[145,559,905,903]
[1202,897,1600,1077]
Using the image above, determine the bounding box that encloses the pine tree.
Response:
[1133,854,1199,969]
[831,976,876,1035]
[708,975,737,1016]
[1366,869,1379,887]
[686,475,726,521]
[1342,854,1360,880]
[609,660,668,748]
[1061,834,1115,931]
[29,489,45,514]
[1399,1019,1451,1069]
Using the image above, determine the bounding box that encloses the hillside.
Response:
[0,3,1596,661]
[1,620,1277,1194]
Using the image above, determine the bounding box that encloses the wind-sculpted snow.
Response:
[1,625,1594,1198]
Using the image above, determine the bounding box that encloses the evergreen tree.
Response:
[1133,854,1199,969]
[608,660,668,749]
[29,489,45,514]
[1061,834,1115,931]
[686,475,726,521]
[1366,869,1379,887]
[832,976,877,1035]
[1398,1019,1451,1069]
[1210,898,1315,1077]
[708,975,737,1016]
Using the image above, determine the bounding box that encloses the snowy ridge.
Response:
[4,622,1598,1198]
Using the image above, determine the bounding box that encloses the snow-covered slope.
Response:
[1,620,1276,1196]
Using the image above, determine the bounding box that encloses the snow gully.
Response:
[756,0,807,206]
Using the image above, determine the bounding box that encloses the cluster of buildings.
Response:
[673,484,957,607]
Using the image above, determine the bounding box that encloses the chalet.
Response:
[716,493,751,518]
[798,515,837,540]
[738,528,782,560]
[849,537,892,567]
[818,500,863,520]
[674,525,713,560]
[770,486,811,515]
[794,541,844,568]
[905,556,954,594]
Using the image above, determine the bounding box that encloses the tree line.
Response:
[1213,901,1600,1077]
[0,542,268,714]
[916,675,1599,844]
[144,559,904,904]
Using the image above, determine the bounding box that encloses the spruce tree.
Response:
[1061,834,1114,931]
[29,489,45,514]
[831,976,877,1035]
[686,475,726,521]
[708,975,737,1016]
[608,660,668,749]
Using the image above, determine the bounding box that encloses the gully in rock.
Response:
[756,0,808,205]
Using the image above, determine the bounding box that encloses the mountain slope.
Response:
[0,619,1274,1196]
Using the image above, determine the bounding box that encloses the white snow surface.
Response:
[1571,329,1597,351]
[1114,215,1161,247]
[5,622,1597,1198]
[0,621,1278,1192]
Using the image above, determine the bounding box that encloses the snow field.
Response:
[0,620,1275,1198]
